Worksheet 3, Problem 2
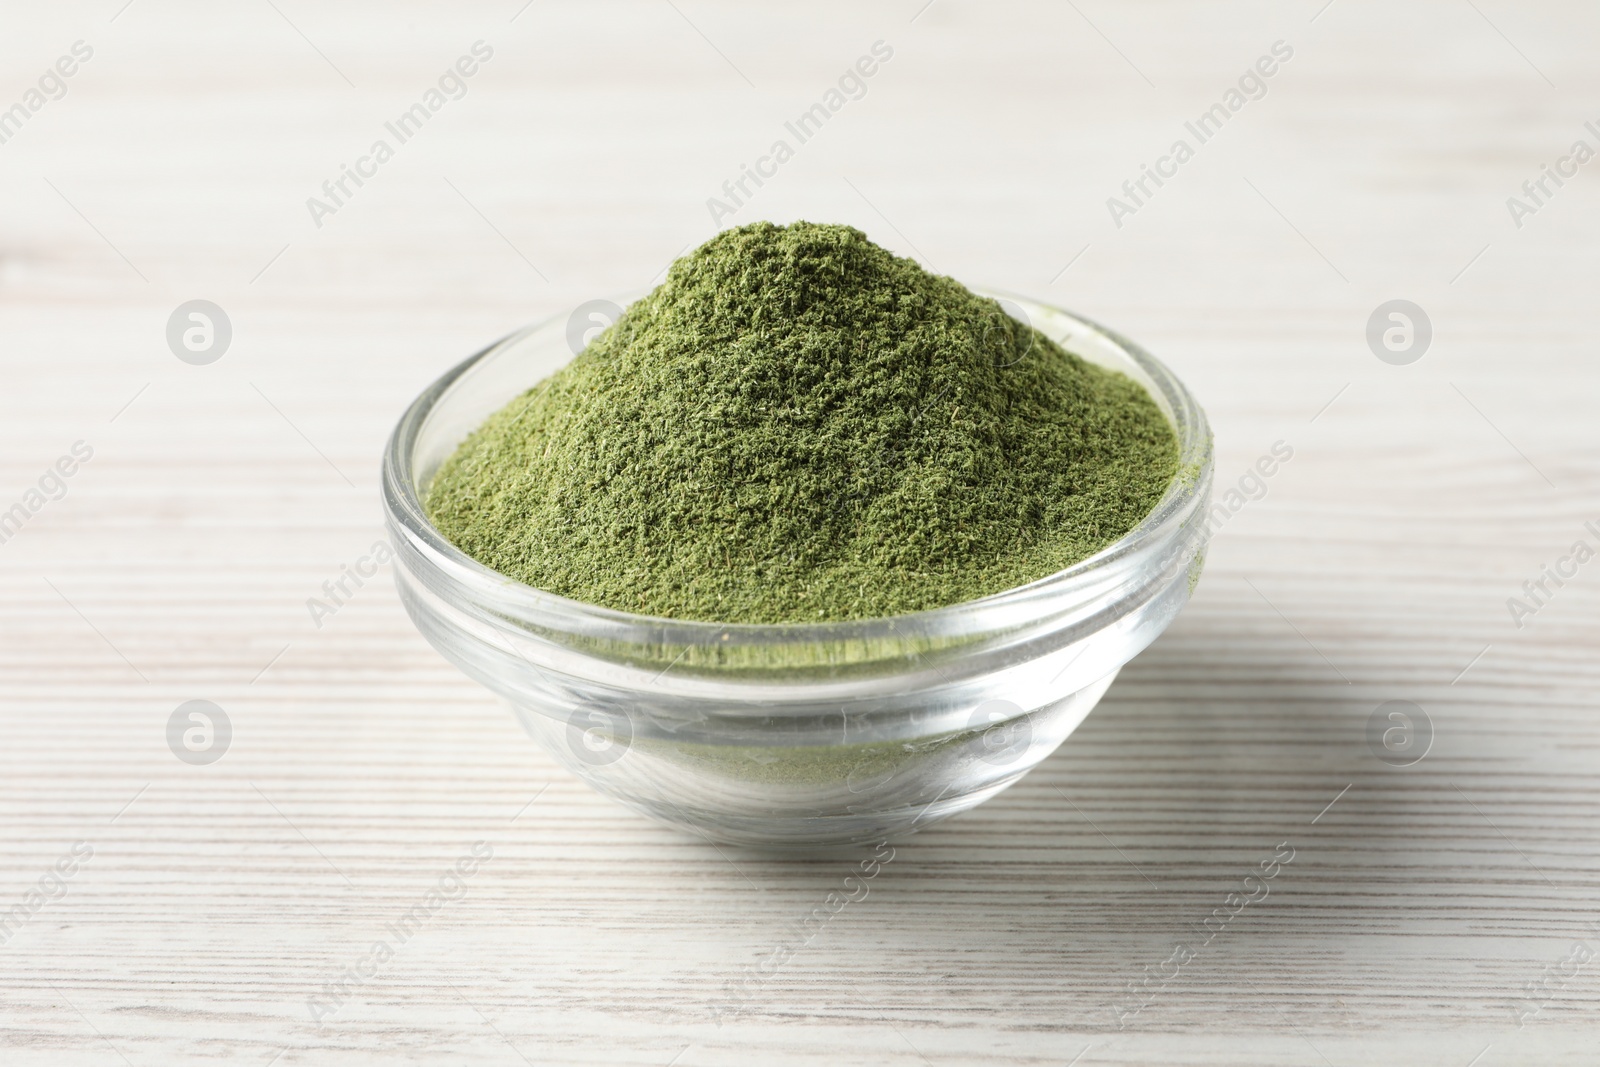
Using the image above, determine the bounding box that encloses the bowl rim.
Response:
[381,291,1213,645]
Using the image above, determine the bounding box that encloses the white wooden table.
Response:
[3,1,1597,1063]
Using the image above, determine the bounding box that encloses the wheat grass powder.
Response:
[425,221,1179,624]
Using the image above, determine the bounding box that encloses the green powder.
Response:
[426,221,1178,624]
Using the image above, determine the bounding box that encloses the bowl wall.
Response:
[382,295,1213,847]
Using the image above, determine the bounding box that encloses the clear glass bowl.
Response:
[381,294,1213,849]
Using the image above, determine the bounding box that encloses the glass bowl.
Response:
[380,294,1212,849]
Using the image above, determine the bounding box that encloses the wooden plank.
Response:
[0,1,1595,1063]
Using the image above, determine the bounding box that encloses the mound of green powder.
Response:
[426,221,1178,624]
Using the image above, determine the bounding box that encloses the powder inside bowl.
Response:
[426,220,1178,624]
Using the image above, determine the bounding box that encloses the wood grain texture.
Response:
[2,0,1598,1063]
